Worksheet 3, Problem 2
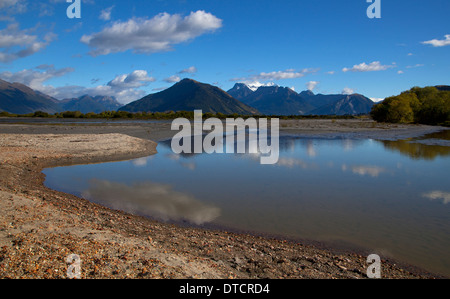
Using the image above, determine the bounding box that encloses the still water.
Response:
[43,132,450,277]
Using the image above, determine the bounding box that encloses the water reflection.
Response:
[423,191,450,205]
[82,179,221,225]
[275,157,318,169]
[44,132,450,277]
[342,165,387,177]
[377,130,450,160]
[379,139,450,160]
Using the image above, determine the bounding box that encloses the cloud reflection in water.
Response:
[82,179,220,225]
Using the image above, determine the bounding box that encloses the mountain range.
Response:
[1,77,379,116]
[59,95,122,114]
[0,79,122,114]
[227,83,374,116]
[229,85,315,115]
[119,78,259,115]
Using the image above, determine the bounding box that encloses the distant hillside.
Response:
[119,78,259,115]
[309,94,374,115]
[0,79,61,114]
[302,93,350,110]
[435,85,450,91]
[237,86,314,115]
[60,95,122,114]
[227,83,374,116]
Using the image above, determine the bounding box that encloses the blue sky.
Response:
[0,0,449,104]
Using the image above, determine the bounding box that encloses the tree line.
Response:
[370,86,450,126]
[0,110,357,120]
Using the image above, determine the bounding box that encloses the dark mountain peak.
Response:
[255,85,296,96]
[257,85,278,92]
[230,83,251,90]
[78,94,93,100]
[299,90,315,98]
[238,84,314,116]
[227,83,254,101]
[119,79,258,115]
[176,78,200,86]
[0,79,60,114]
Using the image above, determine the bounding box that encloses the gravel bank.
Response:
[0,119,446,279]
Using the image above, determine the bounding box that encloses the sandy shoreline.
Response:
[0,119,448,279]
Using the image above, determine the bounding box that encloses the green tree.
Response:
[371,86,450,125]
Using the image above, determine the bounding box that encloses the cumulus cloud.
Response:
[81,10,222,56]
[82,179,221,225]
[0,67,154,104]
[422,34,450,47]
[107,70,155,89]
[164,75,181,83]
[342,61,395,72]
[341,87,355,95]
[231,68,317,83]
[306,81,319,91]
[0,23,55,62]
[178,66,197,74]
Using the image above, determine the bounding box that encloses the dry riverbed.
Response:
[0,119,447,279]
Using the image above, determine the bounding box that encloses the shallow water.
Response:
[43,132,450,277]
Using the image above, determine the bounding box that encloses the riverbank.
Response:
[0,119,447,279]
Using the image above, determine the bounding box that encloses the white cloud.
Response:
[406,64,424,69]
[99,5,114,21]
[81,10,222,56]
[255,69,312,80]
[0,23,55,62]
[164,75,181,83]
[306,81,319,91]
[342,61,395,72]
[370,98,385,102]
[178,66,197,74]
[397,70,404,74]
[341,87,355,95]
[232,68,317,83]
[107,70,155,89]
[422,34,450,47]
